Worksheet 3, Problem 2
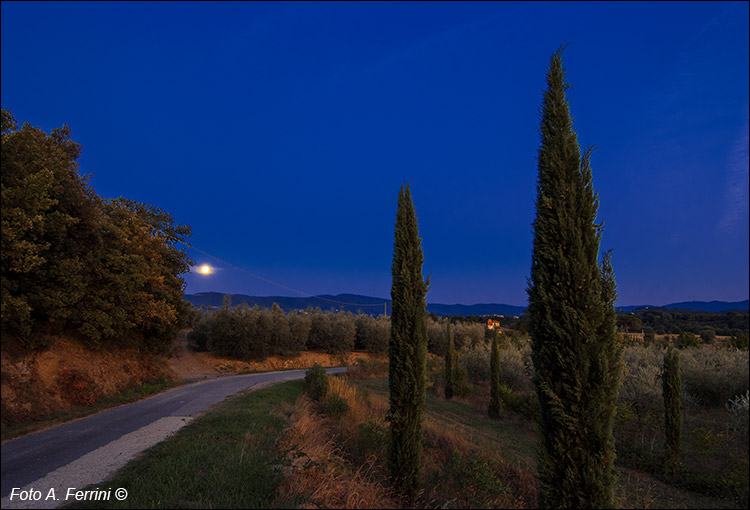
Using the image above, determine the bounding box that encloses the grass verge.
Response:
[66,379,303,509]
[1,379,185,442]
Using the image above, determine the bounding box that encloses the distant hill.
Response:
[617,300,749,313]
[185,293,748,317]
[184,292,526,317]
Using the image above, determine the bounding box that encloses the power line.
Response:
[180,240,388,309]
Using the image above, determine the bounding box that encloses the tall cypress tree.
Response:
[488,335,501,418]
[663,347,682,472]
[388,184,429,501]
[444,321,455,400]
[527,48,623,508]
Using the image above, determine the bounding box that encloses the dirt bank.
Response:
[1,338,173,427]
[2,330,386,428]
[169,329,387,380]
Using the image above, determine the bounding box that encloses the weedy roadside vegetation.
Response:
[278,370,537,508]
[64,345,746,509]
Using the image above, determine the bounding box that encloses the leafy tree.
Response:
[730,331,749,350]
[453,322,485,350]
[617,314,642,333]
[2,110,99,347]
[488,335,501,418]
[355,314,390,353]
[699,328,715,345]
[426,316,447,355]
[675,331,699,349]
[643,327,656,346]
[307,309,333,351]
[662,347,682,471]
[74,198,192,353]
[527,49,623,508]
[388,184,429,501]
[287,310,311,353]
[1,110,192,353]
[329,311,356,353]
[444,321,455,400]
[270,303,293,355]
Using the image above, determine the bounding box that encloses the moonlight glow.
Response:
[199,265,212,275]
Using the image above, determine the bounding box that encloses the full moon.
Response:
[199,265,212,275]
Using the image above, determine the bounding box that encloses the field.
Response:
[65,343,748,509]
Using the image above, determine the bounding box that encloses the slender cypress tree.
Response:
[444,321,455,400]
[663,347,682,472]
[488,335,501,418]
[527,47,623,508]
[388,184,429,501]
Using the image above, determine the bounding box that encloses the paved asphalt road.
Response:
[1,368,346,499]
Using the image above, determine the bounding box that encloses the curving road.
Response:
[1,368,346,508]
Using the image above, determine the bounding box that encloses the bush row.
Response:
[190,304,506,361]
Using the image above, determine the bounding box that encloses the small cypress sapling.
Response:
[444,321,455,400]
[488,335,501,418]
[663,347,682,471]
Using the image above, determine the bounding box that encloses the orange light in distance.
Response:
[199,265,212,275]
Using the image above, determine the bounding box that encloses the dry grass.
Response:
[277,376,402,508]
[277,373,538,508]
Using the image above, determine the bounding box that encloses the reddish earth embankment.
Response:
[1,330,388,429]
[169,329,387,380]
[1,338,173,427]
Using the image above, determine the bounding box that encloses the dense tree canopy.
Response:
[1,109,193,353]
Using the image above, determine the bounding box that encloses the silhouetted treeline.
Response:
[1,110,193,354]
[632,308,748,336]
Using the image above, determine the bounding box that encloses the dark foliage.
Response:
[1,110,192,354]
[526,49,622,508]
[388,184,429,501]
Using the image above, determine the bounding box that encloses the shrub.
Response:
[347,358,389,379]
[730,332,749,350]
[453,362,473,398]
[460,344,490,384]
[620,346,663,419]
[428,451,512,509]
[308,311,356,353]
[726,391,749,448]
[322,393,350,417]
[427,317,447,355]
[643,327,656,346]
[699,328,716,345]
[354,315,390,353]
[304,364,328,401]
[676,331,699,349]
[680,347,749,407]
[453,322,485,351]
[498,384,538,420]
[499,345,534,393]
[358,420,388,459]
[187,315,211,351]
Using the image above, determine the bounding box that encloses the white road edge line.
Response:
[1,416,193,509]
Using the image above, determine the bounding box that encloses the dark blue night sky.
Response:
[2,1,748,306]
